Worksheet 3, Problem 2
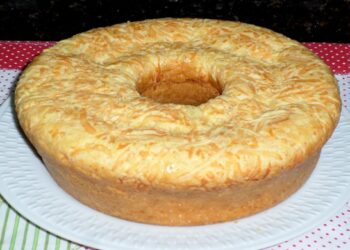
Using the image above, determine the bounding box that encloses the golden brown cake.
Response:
[15,18,341,226]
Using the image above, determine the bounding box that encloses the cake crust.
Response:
[15,18,341,225]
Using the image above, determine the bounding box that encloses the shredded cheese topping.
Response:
[15,18,341,189]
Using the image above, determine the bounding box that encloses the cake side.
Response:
[40,141,320,225]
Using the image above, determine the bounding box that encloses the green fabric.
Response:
[0,196,84,250]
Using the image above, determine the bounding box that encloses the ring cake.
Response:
[15,18,341,225]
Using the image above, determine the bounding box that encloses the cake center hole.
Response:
[136,63,222,106]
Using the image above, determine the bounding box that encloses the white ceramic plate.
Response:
[1,98,350,250]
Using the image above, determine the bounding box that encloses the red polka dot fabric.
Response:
[0,41,349,250]
[304,43,350,74]
[267,203,350,250]
[0,41,55,70]
[0,41,349,74]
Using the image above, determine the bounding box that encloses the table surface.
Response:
[0,41,350,250]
